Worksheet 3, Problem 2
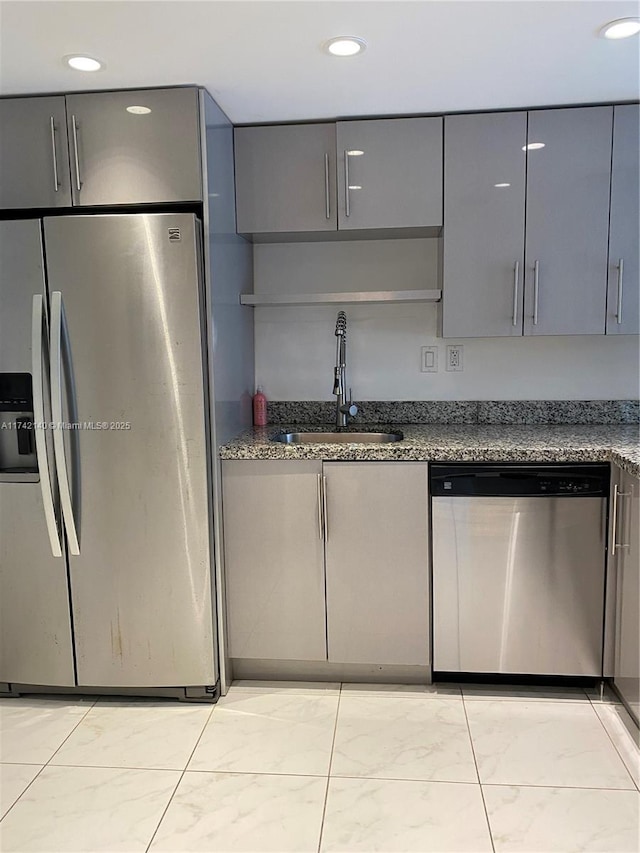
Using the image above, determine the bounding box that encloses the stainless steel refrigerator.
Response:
[0,213,218,697]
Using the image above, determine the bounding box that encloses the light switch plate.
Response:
[421,346,438,373]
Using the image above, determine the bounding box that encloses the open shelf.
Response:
[240,289,442,306]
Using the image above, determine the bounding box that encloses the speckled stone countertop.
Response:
[220,424,640,477]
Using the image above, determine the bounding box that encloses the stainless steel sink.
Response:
[272,431,404,444]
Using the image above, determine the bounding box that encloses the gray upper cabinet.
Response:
[442,112,527,337]
[0,97,71,209]
[234,123,337,234]
[221,460,327,661]
[607,105,639,336]
[336,118,442,232]
[324,462,430,666]
[65,88,202,206]
[523,107,612,336]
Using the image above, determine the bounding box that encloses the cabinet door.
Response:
[607,105,639,335]
[222,460,327,660]
[0,97,71,209]
[234,124,337,234]
[524,107,612,335]
[336,118,442,231]
[65,88,202,206]
[442,112,526,337]
[324,462,429,666]
[615,471,639,725]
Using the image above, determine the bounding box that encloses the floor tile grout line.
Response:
[461,694,496,853]
[316,683,343,853]
[0,695,98,824]
[590,702,640,793]
[480,781,640,793]
[144,702,216,853]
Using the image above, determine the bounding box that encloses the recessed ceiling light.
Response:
[599,18,640,39]
[66,55,103,72]
[126,105,151,115]
[346,149,364,156]
[523,142,545,151]
[348,185,363,190]
[494,183,511,188]
[324,37,367,57]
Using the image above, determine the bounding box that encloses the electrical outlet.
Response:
[421,346,438,373]
[446,344,464,372]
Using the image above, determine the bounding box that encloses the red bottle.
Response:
[253,386,267,427]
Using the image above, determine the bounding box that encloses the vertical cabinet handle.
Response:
[71,115,82,192]
[533,260,540,326]
[343,150,350,217]
[512,261,520,327]
[612,483,632,555]
[49,116,60,192]
[317,474,324,540]
[616,259,624,325]
[32,295,63,558]
[322,475,328,542]
[50,292,81,555]
[324,153,331,220]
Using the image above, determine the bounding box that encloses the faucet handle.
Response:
[346,389,358,418]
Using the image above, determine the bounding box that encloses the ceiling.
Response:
[0,0,638,123]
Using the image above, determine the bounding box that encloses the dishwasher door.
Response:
[432,496,606,676]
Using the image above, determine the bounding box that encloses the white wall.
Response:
[253,240,640,401]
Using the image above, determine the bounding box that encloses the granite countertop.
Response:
[220,423,640,477]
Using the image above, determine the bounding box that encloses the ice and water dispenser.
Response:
[0,373,37,479]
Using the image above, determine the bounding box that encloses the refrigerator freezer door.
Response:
[43,214,216,688]
[0,220,75,687]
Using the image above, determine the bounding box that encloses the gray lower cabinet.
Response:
[442,111,527,337]
[524,107,612,336]
[0,97,71,209]
[65,88,203,206]
[613,467,639,724]
[234,123,337,235]
[607,105,639,336]
[324,462,430,666]
[222,459,430,667]
[336,118,442,231]
[221,460,327,661]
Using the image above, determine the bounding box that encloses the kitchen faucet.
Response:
[333,311,358,428]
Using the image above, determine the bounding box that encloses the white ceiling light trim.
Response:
[599,18,640,39]
[523,142,545,151]
[324,36,367,57]
[65,55,103,72]
[126,105,152,114]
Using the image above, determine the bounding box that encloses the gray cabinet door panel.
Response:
[43,214,215,688]
[234,124,337,234]
[614,471,639,724]
[443,112,526,337]
[65,88,202,206]
[324,462,430,666]
[0,97,71,209]
[607,105,639,336]
[222,460,327,661]
[524,107,612,336]
[336,118,443,230]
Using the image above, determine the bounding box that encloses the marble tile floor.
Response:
[0,682,638,853]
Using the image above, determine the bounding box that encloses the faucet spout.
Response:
[333,311,357,428]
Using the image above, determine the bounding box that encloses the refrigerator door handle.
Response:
[50,291,80,555]
[32,295,63,558]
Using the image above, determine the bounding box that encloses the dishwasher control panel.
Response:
[431,464,609,497]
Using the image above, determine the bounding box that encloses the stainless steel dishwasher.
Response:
[431,464,609,677]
